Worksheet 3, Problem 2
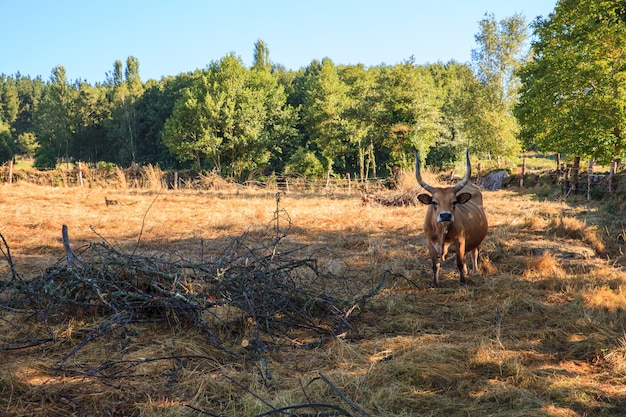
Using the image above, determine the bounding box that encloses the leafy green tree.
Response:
[375,60,443,170]
[13,74,44,139]
[106,56,144,164]
[35,66,77,168]
[16,132,39,157]
[428,61,478,166]
[469,13,526,159]
[164,54,292,178]
[252,39,271,72]
[284,147,324,177]
[340,64,381,180]
[71,82,111,162]
[0,119,14,163]
[106,60,124,87]
[515,0,626,163]
[162,73,215,171]
[1,77,19,126]
[302,58,350,176]
[135,75,194,166]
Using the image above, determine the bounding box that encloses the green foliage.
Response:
[1,77,19,125]
[135,76,193,167]
[0,119,14,163]
[376,61,443,169]
[16,132,38,157]
[252,39,271,72]
[284,147,324,177]
[425,142,461,170]
[515,0,626,164]
[34,66,77,165]
[302,58,350,175]
[469,13,526,159]
[0,26,557,179]
[163,54,292,178]
[106,56,144,164]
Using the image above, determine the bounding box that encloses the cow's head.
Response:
[415,150,472,225]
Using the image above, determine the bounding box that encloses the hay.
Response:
[2,185,626,416]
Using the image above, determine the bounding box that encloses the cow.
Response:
[414,150,488,287]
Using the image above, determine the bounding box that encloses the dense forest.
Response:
[1,0,625,180]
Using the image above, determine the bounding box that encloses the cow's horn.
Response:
[452,149,471,192]
[414,151,435,193]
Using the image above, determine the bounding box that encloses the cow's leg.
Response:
[432,256,441,287]
[426,243,443,287]
[469,247,479,275]
[456,242,468,284]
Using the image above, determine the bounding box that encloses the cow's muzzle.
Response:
[437,211,454,224]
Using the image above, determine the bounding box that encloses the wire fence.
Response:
[557,157,625,200]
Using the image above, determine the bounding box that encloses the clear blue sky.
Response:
[1,0,557,84]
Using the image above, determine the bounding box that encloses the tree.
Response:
[162,76,216,171]
[515,0,626,163]
[163,54,291,177]
[13,74,44,139]
[16,132,39,157]
[107,56,144,164]
[302,58,350,177]
[252,39,271,72]
[284,147,324,177]
[35,66,76,168]
[375,60,442,170]
[0,119,14,163]
[1,77,19,126]
[135,75,194,166]
[428,61,479,168]
[71,82,111,162]
[469,13,527,159]
[340,64,380,180]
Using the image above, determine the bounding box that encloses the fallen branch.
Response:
[318,373,371,417]
[6,220,387,369]
[361,189,419,206]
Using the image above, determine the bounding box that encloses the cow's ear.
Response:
[417,194,432,205]
[456,192,472,204]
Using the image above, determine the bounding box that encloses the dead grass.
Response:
[1,183,626,416]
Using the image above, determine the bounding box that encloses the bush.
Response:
[284,148,324,178]
[426,143,460,170]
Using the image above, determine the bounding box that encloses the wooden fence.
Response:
[558,156,623,200]
[1,158,624,199]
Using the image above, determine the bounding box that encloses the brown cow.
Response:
[415,150,488,286]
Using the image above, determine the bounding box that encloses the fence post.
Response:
[77,162,84,187]
[520,158,526,187]
[347,173,351,194]
[609,161,616,195]
[587,158,594,201]
[571,157,580,194]
[8,159,13,184]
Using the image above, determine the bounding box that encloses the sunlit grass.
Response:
[1,181,625,416]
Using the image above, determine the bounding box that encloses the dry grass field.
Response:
[1,175,626,416]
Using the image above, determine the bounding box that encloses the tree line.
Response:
[1,0,625,180]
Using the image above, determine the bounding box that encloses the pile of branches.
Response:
[1,221,385,358]
[361,188,420,206]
